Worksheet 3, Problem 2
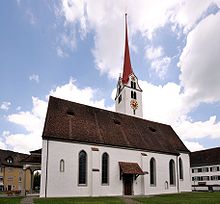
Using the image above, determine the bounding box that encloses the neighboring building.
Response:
[0,149,31,192]
[21,149,41,193]
[190,147,220,191]
[40,14,191,198]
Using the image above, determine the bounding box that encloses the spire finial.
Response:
[122,13,133,84]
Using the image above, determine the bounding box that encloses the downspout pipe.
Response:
[176,155,180,193]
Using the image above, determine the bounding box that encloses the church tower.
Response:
[115,14,143,118]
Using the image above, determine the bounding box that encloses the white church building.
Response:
[40,14,191,197]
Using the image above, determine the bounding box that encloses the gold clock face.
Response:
[130,99,138,110]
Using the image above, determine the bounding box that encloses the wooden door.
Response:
[123,174,133,195]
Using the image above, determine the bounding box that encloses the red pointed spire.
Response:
[122,13,133,84]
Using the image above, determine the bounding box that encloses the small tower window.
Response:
[131,81,136,89]
[118,95,122,104]
[131,91,136,99]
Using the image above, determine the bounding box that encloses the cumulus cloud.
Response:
[179,12,220,106]
[175,116,220,140]
[183,141,204,152]
[29,74,39,83]
[0,101,11,111]
[170,0,219,33]
[5,97,47,153]
[140,80,186,124]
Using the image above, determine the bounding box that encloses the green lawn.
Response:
[34,197,125,204]
[135,192,220,204]
[33,192,220,204]
[0,197,23,204]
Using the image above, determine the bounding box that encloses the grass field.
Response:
[0,193,219,204]
[135,192,220,204]
[34,197,124,204]
[0,197,23,204]
[33,192,220,204]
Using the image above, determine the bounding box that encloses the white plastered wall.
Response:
[40,139,191,197]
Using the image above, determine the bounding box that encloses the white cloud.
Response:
[170,0,219,33]
[16,106,21,111]
[146,46,163,60]
[179,12,220,105]
[140,80,187,124]
[29,74,39,83]
[2,131,10,137]
[175,116,220,140]
[183,141,204,152]
[0,140,6,150]
[56,47,69,58]
[151,57,171,79]
[145,46,171,78]
[6,97,47,153]
[0,101,11,111]
[49,78,108,109]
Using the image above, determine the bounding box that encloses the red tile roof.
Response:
[42,96,189,155]
[190,147,220,167]
[119,162,144,175]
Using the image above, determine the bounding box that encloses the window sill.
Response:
[101,183,109,186]
[78,184,87,187]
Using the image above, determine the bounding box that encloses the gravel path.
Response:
[121,196,141,204]
[20,196,38,204]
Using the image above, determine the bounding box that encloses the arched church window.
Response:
[169,159,176,185]
[60,159,65,172]
[179,158,183,180]
[78,150,87,185]
[102,152,109,184]
[150,158,156,186]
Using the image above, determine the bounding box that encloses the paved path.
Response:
[121,196,141,204]
[20,196,38,204]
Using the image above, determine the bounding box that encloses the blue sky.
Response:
[0,0,220,153]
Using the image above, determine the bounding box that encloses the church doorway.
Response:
[123,174,133,195]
